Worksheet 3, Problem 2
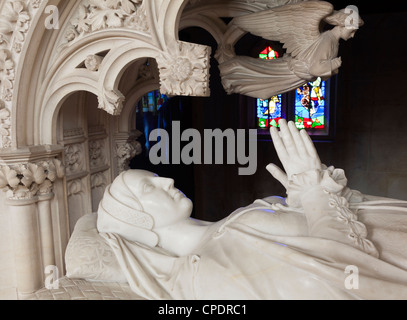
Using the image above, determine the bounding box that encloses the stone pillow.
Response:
[65,213,127,283]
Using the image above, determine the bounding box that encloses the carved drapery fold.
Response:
[287,168,379,257]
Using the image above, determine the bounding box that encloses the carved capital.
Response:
[0,158,65,201]
[156,41,211,97]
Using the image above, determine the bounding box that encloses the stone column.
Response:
[36,159,64,270]
[37,191,56,270]
[6,194,42,295]
[0,159,65,295]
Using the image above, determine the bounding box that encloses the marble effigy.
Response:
[65,121,407,300]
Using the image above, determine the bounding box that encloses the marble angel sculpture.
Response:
[218,1,364,99]
[65,119,407,300]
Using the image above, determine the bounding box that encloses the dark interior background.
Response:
[131,1,407,221]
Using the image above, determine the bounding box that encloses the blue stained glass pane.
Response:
[257,95,282,128]
[295,78,326,129]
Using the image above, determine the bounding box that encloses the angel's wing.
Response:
[254,0,319,9]
[232,1,334,58]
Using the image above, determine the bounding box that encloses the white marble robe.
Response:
[100,196,407,300]
[218,31,340,100]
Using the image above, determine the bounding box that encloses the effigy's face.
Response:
[124,170,193,228]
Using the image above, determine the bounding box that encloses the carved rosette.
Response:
[156,41,211,97]
[0,159,65,201]
[85,54,103,71]
[64,0,147,45]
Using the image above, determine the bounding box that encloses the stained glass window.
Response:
[257,95,282,128]
[137,90,170,151]
[295,77,326,130]
[259,46,279,60]
[256,46,283,128]
[140,90,169,113]
[256,46,331,136]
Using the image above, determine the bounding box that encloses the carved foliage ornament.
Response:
[89,139,107,168]
[116,140,142,173]
[0,159,65,200]
[65,0,147,44]
[0,1,31,50]
[157,41,211,97]
[0,0,40,149]
[65,143,84,175]
[0,99,11,148]
[0,0,32,101]
[98,88,125,116]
